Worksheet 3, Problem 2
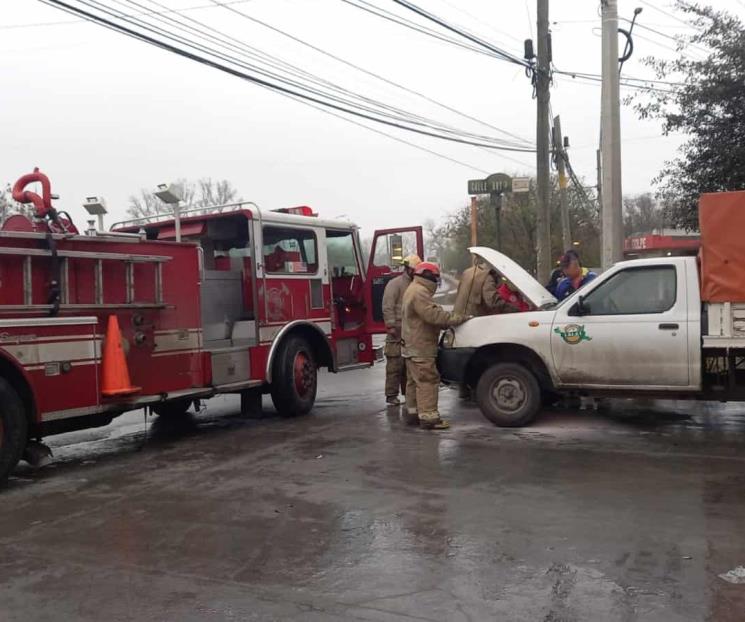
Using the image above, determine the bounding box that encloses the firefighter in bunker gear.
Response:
[382,254,422,405]
[402,262,466,429]
[453,260,520,317]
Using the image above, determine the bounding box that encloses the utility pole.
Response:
[553,115,571,250]
[470,196,478,246]
[535,0,552,283]
[596,148,603,221]
[600,0,624,269]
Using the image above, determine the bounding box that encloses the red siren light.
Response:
[273,205,317,217]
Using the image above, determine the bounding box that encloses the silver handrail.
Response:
[110,202,259,230]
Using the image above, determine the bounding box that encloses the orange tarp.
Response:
[699,191,745,302]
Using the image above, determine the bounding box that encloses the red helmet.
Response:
[414,261,441,279]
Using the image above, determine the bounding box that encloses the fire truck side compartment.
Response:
[200,269,246,345]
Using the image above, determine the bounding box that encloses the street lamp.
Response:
[83,196,108,232]
[154,183,183,242]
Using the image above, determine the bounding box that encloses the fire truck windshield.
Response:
[327,230,360,278]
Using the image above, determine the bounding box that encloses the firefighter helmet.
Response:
[402,254,422,268]
[414,261,441,282]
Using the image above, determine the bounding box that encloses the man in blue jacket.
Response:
[554,250,597,301]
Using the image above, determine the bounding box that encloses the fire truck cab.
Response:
[0,170,422,482]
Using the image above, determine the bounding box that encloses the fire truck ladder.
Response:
[0,246,171,312]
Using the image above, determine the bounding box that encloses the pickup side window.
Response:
[576,265,677,316]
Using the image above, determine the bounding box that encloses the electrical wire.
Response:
[288,93,493,175]
[338,0,499,60]
[622,18,710,55]
[85,0,526,148]
[553,69,676,94]
[39,0,536,152]
[2,0,252,29]
[209,0,532,146]
[429,0,524,45]
[638,0,698,29]
[390,0,530,68]
[113,0,516,144]
[565,156,598,212]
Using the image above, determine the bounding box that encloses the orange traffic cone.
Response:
[101,315,141,397]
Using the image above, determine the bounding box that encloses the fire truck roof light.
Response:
[273,206,316,217]
[83,197,107,216]
[154,183,182,205]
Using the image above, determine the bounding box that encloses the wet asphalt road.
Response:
[2,364,745,621]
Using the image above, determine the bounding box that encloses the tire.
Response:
[475,363,542,427]
[152,398,193,419]
[270,335,317,417]
[0,378,28,484]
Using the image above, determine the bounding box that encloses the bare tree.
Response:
[126,178,241,218]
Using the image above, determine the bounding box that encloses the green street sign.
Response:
[468,173,513,196]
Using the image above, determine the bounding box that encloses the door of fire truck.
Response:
[363,227,424,334]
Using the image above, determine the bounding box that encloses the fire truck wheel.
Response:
[152,399,193,419]
[270,336,317,417]
[0,378,28,484]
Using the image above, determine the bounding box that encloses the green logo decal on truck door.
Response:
[554,324,592,345]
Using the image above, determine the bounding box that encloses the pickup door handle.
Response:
[659,323,679,330]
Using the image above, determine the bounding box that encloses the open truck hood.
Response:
[469,246,557,309]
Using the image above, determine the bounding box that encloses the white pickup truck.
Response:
[438,247,745,427]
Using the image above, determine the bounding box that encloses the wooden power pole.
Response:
[469,196,478,246]
[535,0,552,282]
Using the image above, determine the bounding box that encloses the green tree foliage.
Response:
[127,178,241,218]
[631,2,745,231]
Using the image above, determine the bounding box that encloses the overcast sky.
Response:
[2,0,742,235]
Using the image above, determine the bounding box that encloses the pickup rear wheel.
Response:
[476,363,542,427]
[0,378,28,484]
[270,336,317,416]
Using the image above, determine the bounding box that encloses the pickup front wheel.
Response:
[476,363,542,427]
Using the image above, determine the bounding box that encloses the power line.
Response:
[2,0,251,29]
[338,0,499,60]
[39,0,535,152]
[390,0,530,68]
[622,18,710,55]
[90,0,525,148]
[554,69,682,93]
[429,0,524,45]
[638,0,697,29]
[114,0,508,143]
[208,0,532,146]
[290,94,493,175]
[555,68,682,88]
[81,0,512,174]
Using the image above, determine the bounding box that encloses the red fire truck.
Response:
[0,169,423,482]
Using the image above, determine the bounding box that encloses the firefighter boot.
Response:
[419,411,450,430]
